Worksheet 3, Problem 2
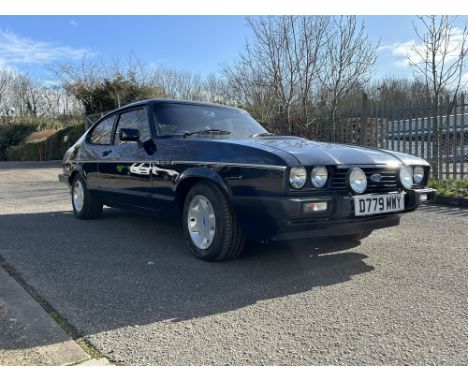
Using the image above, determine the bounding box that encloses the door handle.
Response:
[102,150,112,157]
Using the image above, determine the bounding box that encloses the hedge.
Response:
[5,123,85,161]
[0,123,37,160]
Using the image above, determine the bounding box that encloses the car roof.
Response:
[112,98,242,114]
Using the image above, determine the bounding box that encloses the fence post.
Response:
[415,116,420,157]
[360,92,368,146]
[445,95,450,179]
[390,110,395,151]
[430,113,435,179]
[419,117,426,159]
[461,92,466,180]
[453,94,458,178]
[438,99,444,179]
[373,102,378,147]
[397,112,401,152]
[347,118,352,144]
[408,115,413,155]
[381,101,386,149]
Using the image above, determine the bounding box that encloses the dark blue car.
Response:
[59,99,436,261]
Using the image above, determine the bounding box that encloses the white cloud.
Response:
[381,27,467,69]
[0,29,91,68]
[69,20,79,28]
[0,56,17,72]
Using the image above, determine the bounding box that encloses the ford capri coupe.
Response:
[59,99,436,261]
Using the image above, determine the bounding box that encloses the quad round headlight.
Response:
[413,166,425,184]
[289,166,307,189]
[348,167,367,194]
[311,166,328,188]
[399,166,414,189]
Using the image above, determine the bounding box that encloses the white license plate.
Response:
[354,193,405,216]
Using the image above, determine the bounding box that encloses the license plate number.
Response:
[354,193,405,216]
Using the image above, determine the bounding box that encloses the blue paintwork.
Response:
[60,99,434,240]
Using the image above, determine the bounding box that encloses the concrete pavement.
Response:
[0,267,89,366]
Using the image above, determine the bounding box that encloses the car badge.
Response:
[370,173,383,183]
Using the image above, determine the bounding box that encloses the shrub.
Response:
[4,123,85,161]
[428,178,468,199]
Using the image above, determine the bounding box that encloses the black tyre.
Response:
[71,174,103,219]
[340,231,373,241]
[182,181,245,261]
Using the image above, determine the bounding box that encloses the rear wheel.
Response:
[340,231,372,241]
[71,174,103,219]
[183,181,245,261]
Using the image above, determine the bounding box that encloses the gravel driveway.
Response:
[0,161,467,365]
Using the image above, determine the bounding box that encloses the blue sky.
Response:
[1,15,467,83]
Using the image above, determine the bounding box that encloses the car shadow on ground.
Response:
[418,203,468,217]
[0,208,373,350]
[0,160,62,170]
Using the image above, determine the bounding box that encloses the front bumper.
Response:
[411,187,437,205]
[58,173,70,186]
[232,188,436,240]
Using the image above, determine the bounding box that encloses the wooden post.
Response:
[360,92,368,145]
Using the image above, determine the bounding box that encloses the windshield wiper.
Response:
[183,129,231,138]
[250,132,274,138]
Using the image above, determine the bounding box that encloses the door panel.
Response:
[148,138,183,203]
[84,115,117,190]
[97,108,154,208]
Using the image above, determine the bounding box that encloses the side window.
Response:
[114,108,151,144]
[88,115,116,145]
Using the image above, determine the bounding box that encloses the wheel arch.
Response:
[68,164,86,186]
[174,168,232,208]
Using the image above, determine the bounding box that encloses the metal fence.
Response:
[335,93,468,180]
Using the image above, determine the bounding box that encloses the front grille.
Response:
[331,167,400,193]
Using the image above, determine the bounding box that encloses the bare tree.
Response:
[0,70,14,119]
[409,15,468,178]
[368,76,434,117]
[54,58,104,114]
[203,73,235,104]
[150,67,206,100]
[321,16,378,141]
[1,70,77,123]
[223,16,329,134]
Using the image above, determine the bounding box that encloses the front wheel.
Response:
[183,181,245,261]
[71,174,103,219]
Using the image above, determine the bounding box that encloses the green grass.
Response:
[428,178,468,199]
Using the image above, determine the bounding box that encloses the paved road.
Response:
[0,161,467,365]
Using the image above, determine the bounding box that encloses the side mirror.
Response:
[143,139,157,155]
[119,128,140,142]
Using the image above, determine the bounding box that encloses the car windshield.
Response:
[153,103,269,138]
